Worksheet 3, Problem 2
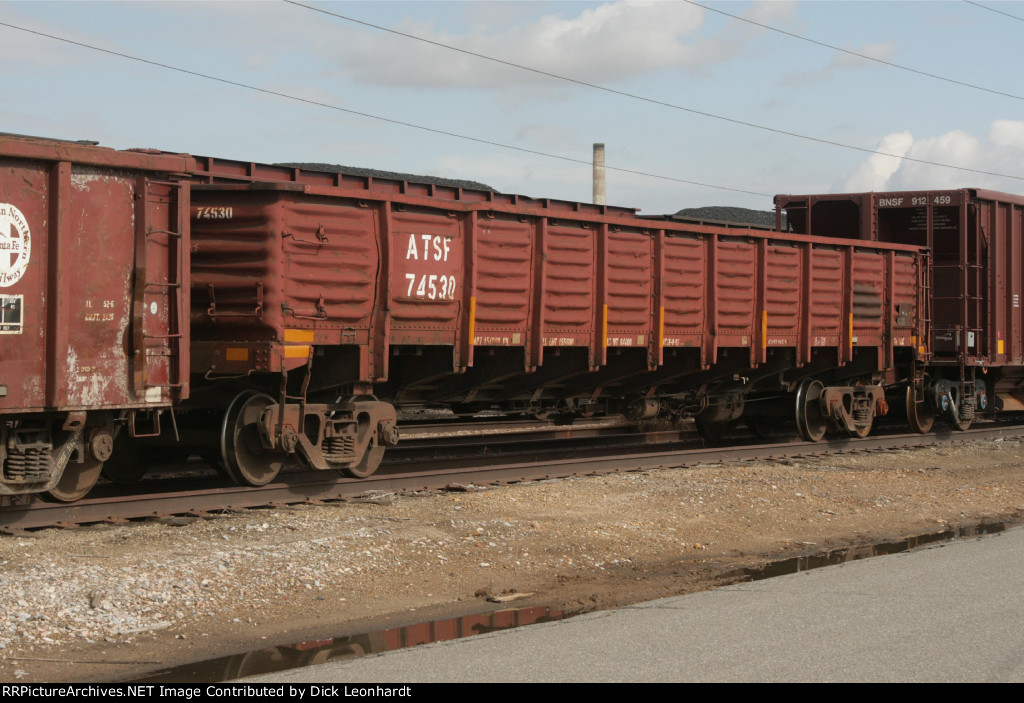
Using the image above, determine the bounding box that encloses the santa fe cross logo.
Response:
[0,203,31,288]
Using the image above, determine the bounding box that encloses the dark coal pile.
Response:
[673,206,781,228]
[278,162,495,192]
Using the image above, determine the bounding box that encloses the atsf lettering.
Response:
[405,234,451,261]
[401,233,458,301]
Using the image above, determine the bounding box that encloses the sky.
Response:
[1,0,1022,214]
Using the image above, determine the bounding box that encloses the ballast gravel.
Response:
[0,437,1022,682]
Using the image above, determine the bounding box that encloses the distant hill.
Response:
[673,206,780,228]
[277,162,495,193]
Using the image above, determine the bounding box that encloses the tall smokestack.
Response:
[593,143,606,206]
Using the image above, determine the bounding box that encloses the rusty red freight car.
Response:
[0,134,192,500]
[776,188,1024,431]
[182,157,929,484]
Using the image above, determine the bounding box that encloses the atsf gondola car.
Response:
[776,189,1024,432]
[179,155,929,486]
[0,134,191,501]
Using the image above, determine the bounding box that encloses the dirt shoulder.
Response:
[1,437,1022,683]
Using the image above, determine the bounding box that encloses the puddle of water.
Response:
[123,519,1008,683]
[125,606,565,683]
[723,520,1007,582]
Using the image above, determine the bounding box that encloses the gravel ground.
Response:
[1,437,1022,682]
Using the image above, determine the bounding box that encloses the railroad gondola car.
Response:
[180,155,928,485]
[0,134,192,501]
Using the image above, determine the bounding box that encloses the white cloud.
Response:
[333,0,796,89]
[990,120,1024,150]
[841,131,913,192]
[840,121,1024,192]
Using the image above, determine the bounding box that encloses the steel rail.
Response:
[1,423,1020,533]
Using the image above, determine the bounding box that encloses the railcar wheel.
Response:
[43,457,103,503]
[952,416,972,432]
[794,378,828,442]
[906,378,935,434]
[100,436,148,486]
[221,391,286,487]
[342,438,385,479]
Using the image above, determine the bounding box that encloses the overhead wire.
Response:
[0,19,769,197]
[282,0,1024,183]
[963,0,1024,23]
[685,0,1024,102]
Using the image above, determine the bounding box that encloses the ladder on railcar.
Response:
[130,177,188,436]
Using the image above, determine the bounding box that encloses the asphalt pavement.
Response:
[244,525,1024,683]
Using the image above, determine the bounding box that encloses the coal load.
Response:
[278,162,495,193]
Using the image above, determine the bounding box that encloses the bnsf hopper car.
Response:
[180,155,928,487]
[0,135,192,501]
[776,189,1024,432]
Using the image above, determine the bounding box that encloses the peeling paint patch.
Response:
[20,374,43,403]
[70,172,130,190]
[64,302,132,407]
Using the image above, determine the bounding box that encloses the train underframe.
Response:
[0,346,1001,502]
[375,344,960,444]
[0,408,164,502]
